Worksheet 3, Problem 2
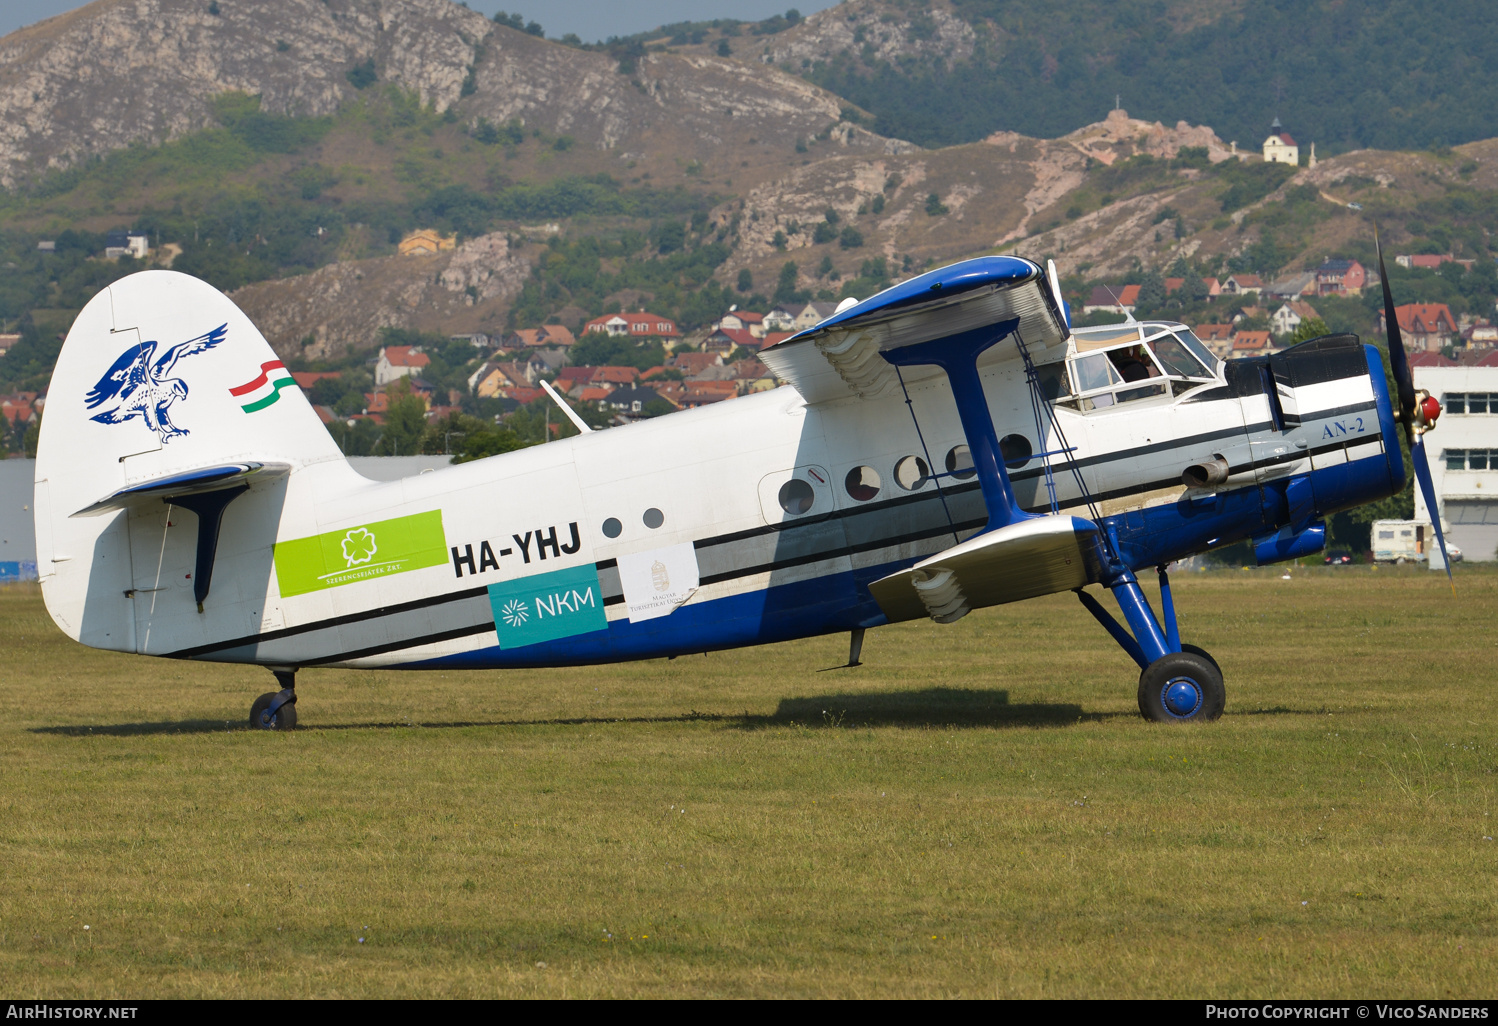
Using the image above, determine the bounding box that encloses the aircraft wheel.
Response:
[1180,643,1221,677]
[1137,651,1225,723]
[249,691,298,730]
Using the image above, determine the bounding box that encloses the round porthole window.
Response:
[894,455,930,491]
[601,517,622,538]
[945,445,976,480]
[778,478,816,515]
[643,508,665,529]
[999,434,1033,469]
[844,466,881,502]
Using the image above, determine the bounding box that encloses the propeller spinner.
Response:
[1375,227,1455,590]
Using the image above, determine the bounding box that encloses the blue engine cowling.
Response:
[1254,521,1327,566]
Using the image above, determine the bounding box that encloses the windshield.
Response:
[1147,333,1210,378]
[1172,328,1219,376]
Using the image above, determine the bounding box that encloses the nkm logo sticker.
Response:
[487,564,608,649]
[273,511,448,597]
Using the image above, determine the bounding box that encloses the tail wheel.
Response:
[1138,651,1225,723]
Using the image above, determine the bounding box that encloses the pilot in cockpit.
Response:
[1107,345,1161,383]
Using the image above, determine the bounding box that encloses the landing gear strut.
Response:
[249,668,298,730]
[1076,565,1225,723]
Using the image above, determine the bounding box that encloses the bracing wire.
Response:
[894,364,959,544]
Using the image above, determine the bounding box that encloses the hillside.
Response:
[751,0,1498,153]
[0,0,891,189]
[6,0,1498,413]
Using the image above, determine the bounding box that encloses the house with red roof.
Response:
[1082,285,1140,315]
[1229,330,1275,358]
[703,327,760,354]
[1315,259,1367,296]
[583,311,680,339]
[1381,303,1458,352]
[670,352,725,377]
[592,366,641,387]
[375,345,430,386]
[1221,274,1264,296]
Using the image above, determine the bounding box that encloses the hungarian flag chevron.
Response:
[231,359,296,413]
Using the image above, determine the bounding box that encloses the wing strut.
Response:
[880,318,1029,532]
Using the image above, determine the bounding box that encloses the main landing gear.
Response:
[1075,565,1225,723]
[249,668,298,730]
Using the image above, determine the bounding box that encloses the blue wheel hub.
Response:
[1161,677,1203,718]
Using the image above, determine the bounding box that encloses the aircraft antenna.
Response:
[540,378,593,434]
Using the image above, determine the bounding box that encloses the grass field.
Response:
[1,567,1495,998]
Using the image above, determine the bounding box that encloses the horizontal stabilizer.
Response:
[868,515,1103,624]
[72,462,289,517]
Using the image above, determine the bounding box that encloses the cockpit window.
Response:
[1148,333,1210,378]
[1108,345,1161,383]
[1071,352,1121,393]
[1172,329,1219,376]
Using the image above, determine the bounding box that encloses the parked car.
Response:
[1324,550,1357,565]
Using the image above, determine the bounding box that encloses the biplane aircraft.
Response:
[33,237,1449,726]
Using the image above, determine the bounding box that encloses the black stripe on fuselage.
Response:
[165,395,1378,661]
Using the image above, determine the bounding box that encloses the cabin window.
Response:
[602,517,623,538]
[1034,361,1071,400]
[894,455,930,490]
[845,466,881,501]
[1071,352,1120,394]
[945,445,976,480]
[1377,530,1395,539]
[778,479,815,515]
[643,507,665,528]
[999,434,1032,469]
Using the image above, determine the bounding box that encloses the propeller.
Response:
[1375,226,1455,591]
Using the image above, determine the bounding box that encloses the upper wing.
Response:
[152,323,228,378]
[758,256,1070,405]
[85,341,156,409]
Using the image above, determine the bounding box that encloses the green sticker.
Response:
[274,510,447,597]
[488,564,608,649]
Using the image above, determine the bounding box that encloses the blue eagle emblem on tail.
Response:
[85,324,228,443]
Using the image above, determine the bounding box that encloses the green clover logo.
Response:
[341,527,378,567]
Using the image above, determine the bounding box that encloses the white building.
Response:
[1262,118,1298,166]
[1413,365,1498,563]
[1271,301,1320,337]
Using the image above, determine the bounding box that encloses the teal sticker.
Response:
[487,564,608,649]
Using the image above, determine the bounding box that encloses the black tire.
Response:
[1137,651,1225,723]
[1180,643,1221,677]
[249,691,298,730]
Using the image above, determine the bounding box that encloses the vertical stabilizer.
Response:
[35,271,345,649]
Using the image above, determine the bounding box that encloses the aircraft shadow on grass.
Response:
[31,687,1157,736]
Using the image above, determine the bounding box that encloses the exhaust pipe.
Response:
[1182,457,1231,488]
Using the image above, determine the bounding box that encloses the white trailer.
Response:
[1372,519,1429,563]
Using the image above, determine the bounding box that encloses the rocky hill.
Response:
[0,0,896,189]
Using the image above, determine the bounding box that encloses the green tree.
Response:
[1134,271,1166,316]
[376,382,428,456]
[925,193,949,216]
[838,226,864,249]
[737,268,753,292]
[774,261,802,305]
[1291,317,1332,344]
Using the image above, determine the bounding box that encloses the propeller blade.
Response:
[1410,438,1456,593]
[1375,225,1416,446]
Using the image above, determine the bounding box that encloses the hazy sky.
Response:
[1,0,838,42]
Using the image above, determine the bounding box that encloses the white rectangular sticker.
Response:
[617,542,700,622]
